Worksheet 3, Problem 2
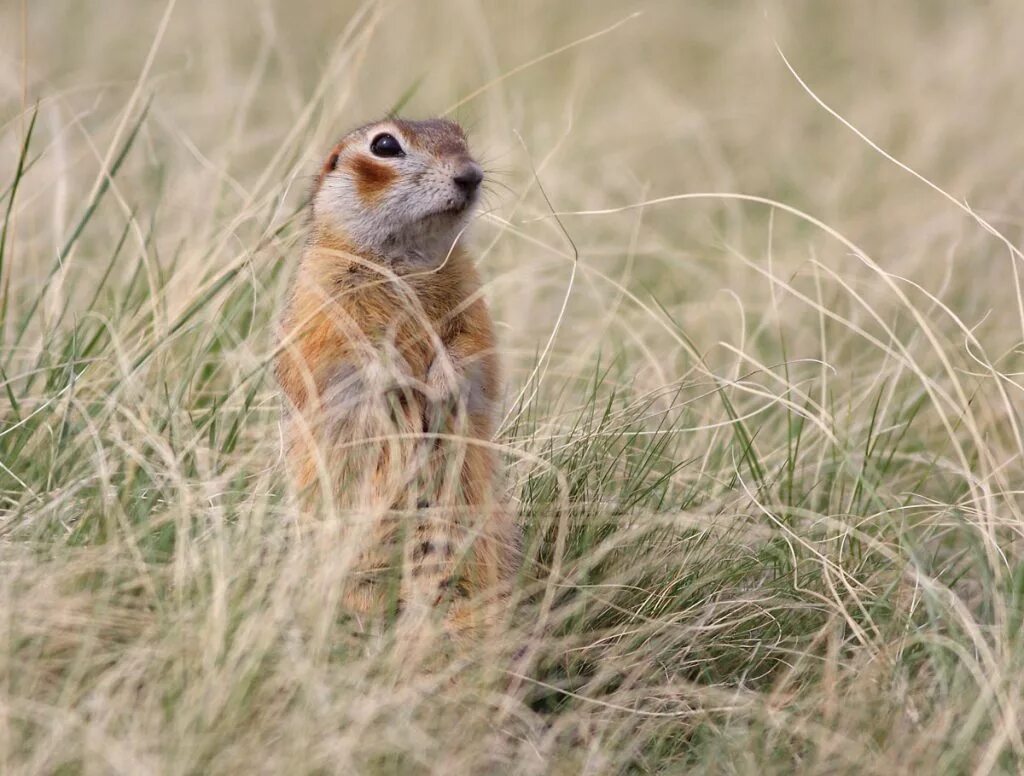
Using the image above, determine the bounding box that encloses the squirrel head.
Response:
[311,117,484,264]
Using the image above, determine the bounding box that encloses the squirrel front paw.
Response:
[423,354,467,433]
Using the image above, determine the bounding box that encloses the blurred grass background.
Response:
[1,1,1023,773]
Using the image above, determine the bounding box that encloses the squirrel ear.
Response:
[314,149,341,194]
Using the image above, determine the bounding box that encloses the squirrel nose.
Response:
[452,162,483,194]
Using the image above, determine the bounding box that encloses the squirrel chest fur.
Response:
[275,118,519,634]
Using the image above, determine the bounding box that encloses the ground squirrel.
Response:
[276,117,521,636]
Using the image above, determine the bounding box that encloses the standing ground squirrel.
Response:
[276,117,521,637]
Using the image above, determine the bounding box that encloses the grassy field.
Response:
[2,1,1024,772]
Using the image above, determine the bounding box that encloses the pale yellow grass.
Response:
[0,1,1023,773]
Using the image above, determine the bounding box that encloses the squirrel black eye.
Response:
[370,133,404,158]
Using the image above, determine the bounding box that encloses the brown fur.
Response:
[277,122,520,640]
[348,156,396,204]
[314,142,344,192]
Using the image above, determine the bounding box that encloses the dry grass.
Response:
[1,1,1024,773]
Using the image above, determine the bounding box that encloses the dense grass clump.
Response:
[1,1,1023,772]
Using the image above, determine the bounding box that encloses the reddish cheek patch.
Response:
[348,156,397,203]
